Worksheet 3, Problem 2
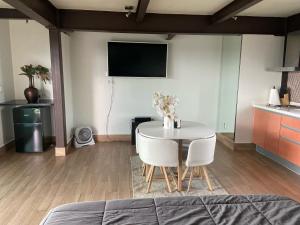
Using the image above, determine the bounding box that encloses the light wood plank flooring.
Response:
[0,141,299,225]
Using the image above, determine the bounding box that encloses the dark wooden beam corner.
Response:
[2,0,58,27]
[166,34,176,40]
[0,8,29,19]
[136,0,150,22]
[287,13,300,33]
[211,0,263,24]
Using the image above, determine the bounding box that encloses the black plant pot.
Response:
[24,86,39,103]
[24,76,39,103]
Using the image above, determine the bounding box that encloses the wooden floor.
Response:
[0,141,300,225]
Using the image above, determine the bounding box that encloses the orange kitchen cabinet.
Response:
[252,108,281,153]
[280,126,300,143]
[278,137,300,166]
[281,115,300,130]
[264,112,281,153]
[252,108,268,148]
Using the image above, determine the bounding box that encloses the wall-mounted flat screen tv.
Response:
[107,42,167,77]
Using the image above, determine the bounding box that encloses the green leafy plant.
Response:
[19,64,36,78]
[35,65,50,84]
[19,64,50,84]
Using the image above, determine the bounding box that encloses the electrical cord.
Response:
[105,77,114,141]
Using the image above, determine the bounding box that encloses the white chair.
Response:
[136,127,147,177]
[182,135,216,192]
[137,133,178,193]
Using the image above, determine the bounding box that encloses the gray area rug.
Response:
[131,155,228,198]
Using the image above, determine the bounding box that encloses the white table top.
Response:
[138,121,215,140]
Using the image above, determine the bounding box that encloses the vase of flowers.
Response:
[19,64,50,103]
[153,92,179,129]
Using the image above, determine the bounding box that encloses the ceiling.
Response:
[0,0,299,17]
[0,1,12,8]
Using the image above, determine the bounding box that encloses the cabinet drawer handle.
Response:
[281,124,300,133]
[282,136,300,146]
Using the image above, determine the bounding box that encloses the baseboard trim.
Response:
[0,140,15,153]
[94,135,130,142]
[217,133,255,151]
[234,143,256,151]
[55,138,73,157]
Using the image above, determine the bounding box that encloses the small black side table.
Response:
[131,117,151,145]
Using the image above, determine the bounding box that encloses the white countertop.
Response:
[253,104,300,119]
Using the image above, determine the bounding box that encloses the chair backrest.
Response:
[186,135,216,167]
[137,133,178,167]
[135,127,140,154]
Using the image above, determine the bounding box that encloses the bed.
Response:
[40,195,300,225]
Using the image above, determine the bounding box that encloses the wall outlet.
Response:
[107,77,114,84]
[223,123,227,129]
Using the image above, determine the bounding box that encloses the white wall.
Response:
[61,33,74,142]
[9,20,74,143]
[70,32,223,135]
[9,20,53,99]
[235,35,284,143]
[0,20,15,147]
[217,36,241,133]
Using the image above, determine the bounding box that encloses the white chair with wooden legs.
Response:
[183,135,216,192]
[137,133,178,193]
[135,128,147,176]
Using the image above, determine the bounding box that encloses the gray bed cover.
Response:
[40,195,300,225]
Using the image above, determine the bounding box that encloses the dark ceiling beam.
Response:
[166,34,176,40]
[136,0,150,22]
[2,0,58,27]
[0,8,29,19]
[59,10,286,35]
[211,0,263,24]
[287,13,300,33]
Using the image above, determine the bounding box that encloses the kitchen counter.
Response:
[253,104,300,119]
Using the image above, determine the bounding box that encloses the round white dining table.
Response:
[138,121,215,191]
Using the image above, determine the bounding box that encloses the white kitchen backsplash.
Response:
[287,72,300,103]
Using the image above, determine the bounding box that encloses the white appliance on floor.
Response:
[74,126,95,148]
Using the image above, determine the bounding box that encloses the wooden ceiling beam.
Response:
[136,0,150,22]
[211,0,263,24]
[2,0,58,28]
[0,8,29,19]
[287,13,300,33]
[59,10,286,36]
[166,34,176,40]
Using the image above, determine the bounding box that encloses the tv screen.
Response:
[107,42,167,77]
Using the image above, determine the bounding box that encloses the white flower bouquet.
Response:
[153,92,179,128]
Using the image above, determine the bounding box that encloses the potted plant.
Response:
[19,64,50,103]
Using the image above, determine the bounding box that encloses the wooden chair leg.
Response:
[182,167,188,181]
[187,168,193,192]
[203,166,213,191]
[162,167,172,192]
[142,163,146,177]
[198,166,203,179]
[167,168,178,189]
[159,167,164,174]
[146,166,155,193]
[146,165,152,182]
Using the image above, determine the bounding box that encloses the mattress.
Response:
[40,195,300,225]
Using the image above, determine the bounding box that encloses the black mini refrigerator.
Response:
[13,106,52,152]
